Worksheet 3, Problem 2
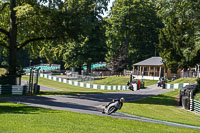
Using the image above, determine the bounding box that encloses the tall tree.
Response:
[0,0,109,83]
[106,0,162,73]
[157,0,200,73]
[52,0,109,75]
[0,0,64,84]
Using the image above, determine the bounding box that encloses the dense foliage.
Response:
[105,0,162,73]
[0,0,109,84]
[156,0,200,73]
[51,0,109,74]
[0,0,199,84]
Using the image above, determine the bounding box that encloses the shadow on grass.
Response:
[93,77,106,81]
[0,102,59,114]
[0,95,99,114]
[0,89,176,114]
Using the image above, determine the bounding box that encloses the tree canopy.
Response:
[42,0,109,74]
[157,0,200,73]
[0,0,109,83]
[0,0,199,84]
[105,0,162,73]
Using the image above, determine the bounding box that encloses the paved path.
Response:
[1,84,200,130]
[146,84,162,89]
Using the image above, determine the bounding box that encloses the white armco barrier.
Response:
[132,75,160,80]
[38,74,135,91]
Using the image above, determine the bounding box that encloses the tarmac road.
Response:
[1,87,172,114]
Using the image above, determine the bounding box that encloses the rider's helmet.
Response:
[120,97,125,103]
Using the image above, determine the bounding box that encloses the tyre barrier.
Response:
[190,99,200,114]
[179,84,200,114]
[0,85,28,95]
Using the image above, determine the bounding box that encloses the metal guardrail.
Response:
[180,71,200,78]
[180,84,199,112]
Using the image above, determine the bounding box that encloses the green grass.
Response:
[20,75,200,128]
[168,78,197,84]
[2,76,200,132]
[141,79,158,87]
[89,76,157,87]
[22,76,116,95]
[120,89,200,127]
[194,92,200,101]
[22,76,157,95]
[0,102,199,133]
[93,76,128,85]
[0,68,6,76]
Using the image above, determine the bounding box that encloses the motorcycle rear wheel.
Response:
[107,106,117,115]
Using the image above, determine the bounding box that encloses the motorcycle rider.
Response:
[102,97,125,114]
[127,81,134,91]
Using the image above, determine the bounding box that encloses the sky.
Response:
[103,0,115,17]
[40,0,115,17]
[108,0,115,9]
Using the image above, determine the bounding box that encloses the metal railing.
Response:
[180,71,200,78]
[124,70,160,77]
[57,71,95,83]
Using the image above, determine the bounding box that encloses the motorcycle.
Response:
[127,81,134,91]
[102,98,124,115]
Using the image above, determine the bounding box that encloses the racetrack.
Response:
[1,84,200,130]
[1,85,172,115]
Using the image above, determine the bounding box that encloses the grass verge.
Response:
[22,76,116,95]
[0,102,199,133]
[194,92,200,101]
[86,76,157,87]
[168,78,197,84]
[120,89,200,127]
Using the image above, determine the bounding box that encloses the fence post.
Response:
[28,68,33,93]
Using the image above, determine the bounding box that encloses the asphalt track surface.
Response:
[21,81,62,91]
[1,84,200,130]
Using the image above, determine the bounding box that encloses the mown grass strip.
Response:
[120,89,200,127]
[22,76,117,95]
[0,102,199,133]
[116,112,200,130]
[195,92,200,101]
[169,78,197,84]
[76,76,157,87]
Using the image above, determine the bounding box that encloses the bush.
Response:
[1,61,8,67]
[0,68,6,76]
